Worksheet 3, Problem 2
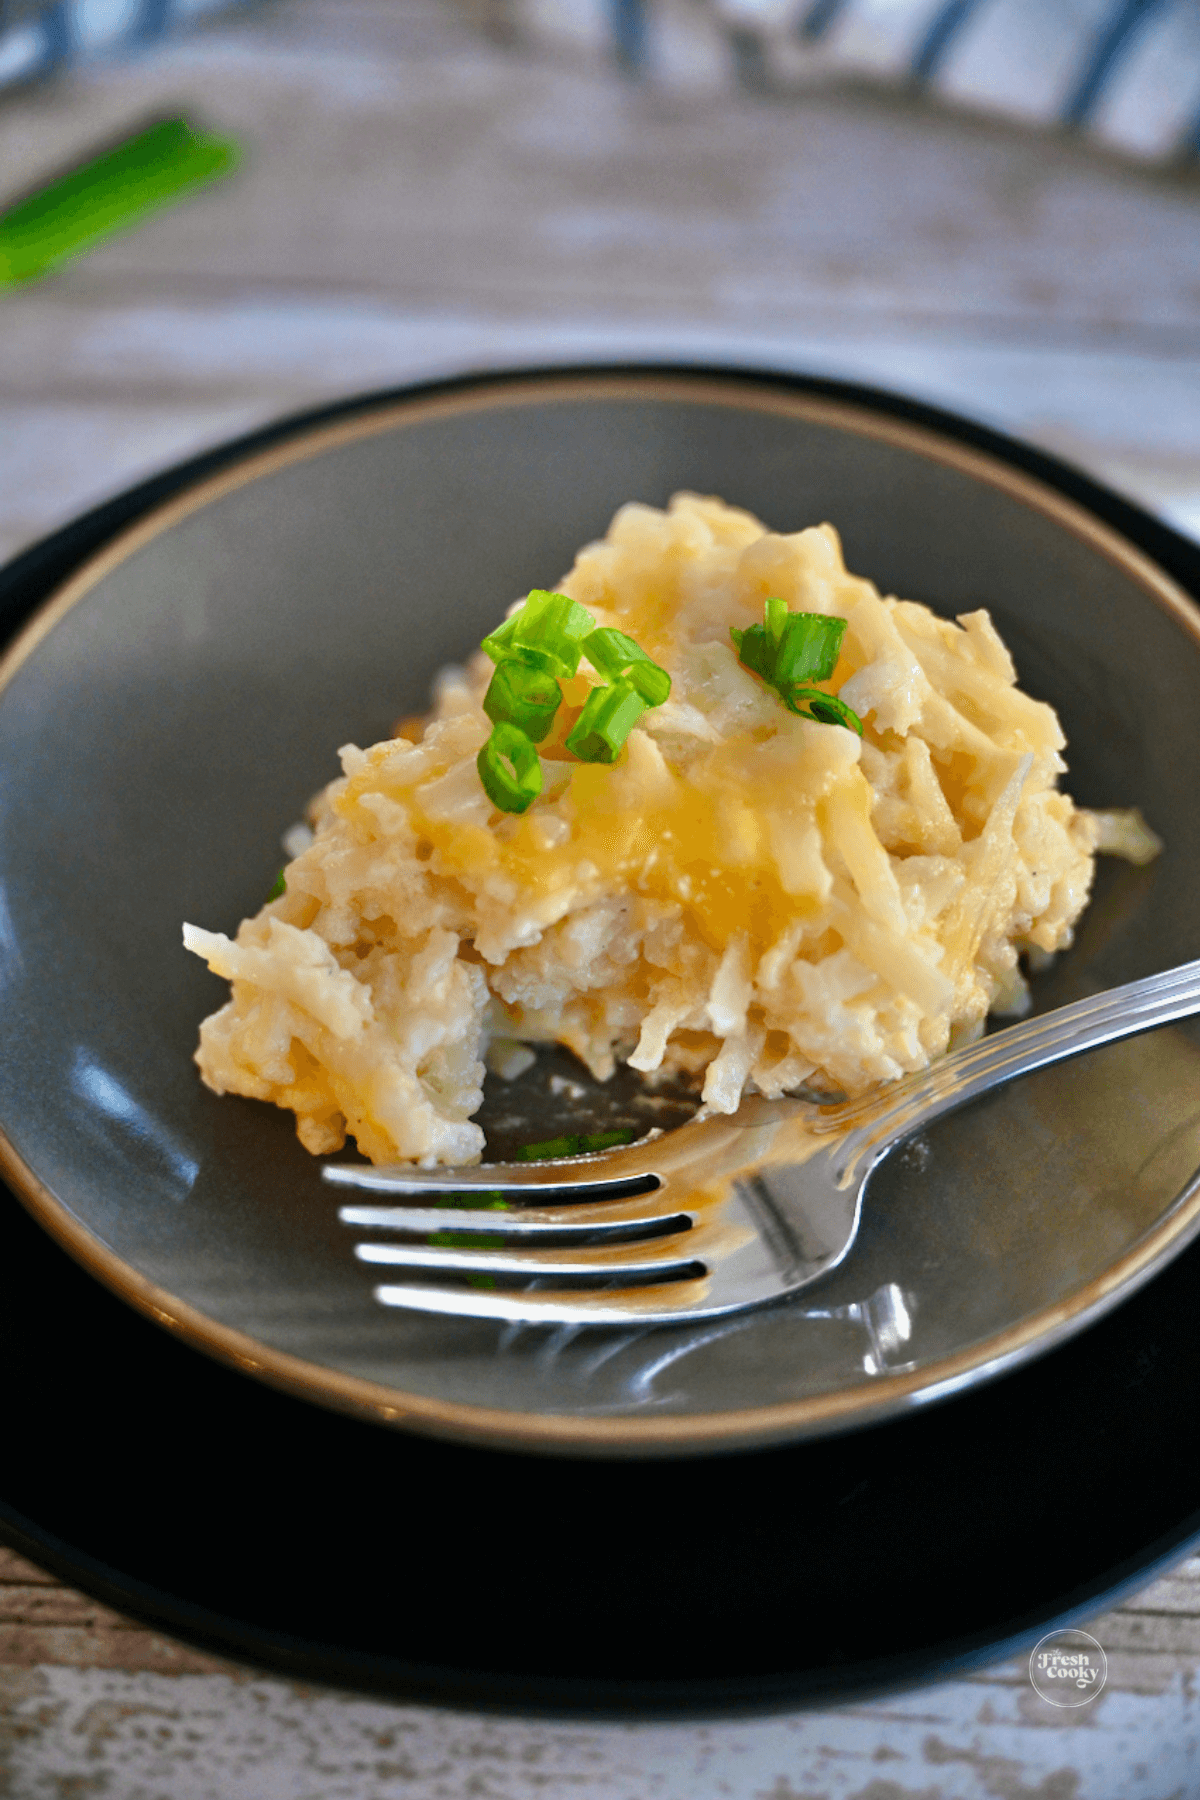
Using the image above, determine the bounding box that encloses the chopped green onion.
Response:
[763,595,789,657]
[731,599,860,733]
[0,119,240,290]
[772,612,847,688]
[428,1189,509,1261]
[565,680,647,764]
[267,869,286,901]
[516,1128,637,1160]
[475,595,673,809]
[784,687,865,735]
[582,628,672,707]
[483,661,562,742]
[515,1136,577,1161]
[480,615,521,662]
[481,590,594,681]
[729,622,772,680]
[477,723,543,813]
[731,603,845,686]
[577,1128,637,1153]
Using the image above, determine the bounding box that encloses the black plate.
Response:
[3,366,1200,1715]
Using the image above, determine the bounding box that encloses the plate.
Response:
[3,367,1200,1456]
[2,366,1200,1708]
[1,366,1199,1459]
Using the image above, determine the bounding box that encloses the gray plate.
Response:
[2,369,1199,1457]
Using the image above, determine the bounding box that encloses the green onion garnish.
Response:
[426,1189,509,1247]
[483,661,562,743]
[0,118,240,290]
[582,627,672,707]
[774,613,847,690]
[731,599,862,734]
[481,590,594,682]
[426,1188,507,1245]
[516,1128,637,1160]
[477,722,543,814]
[728,622,769,679]
[474,591,671,808]
[267,869,286,901]
[564,679,648,764]
[764,595,788,655]
[784,686,865,735]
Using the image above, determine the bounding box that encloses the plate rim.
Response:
[3,360,1200,1459]
[5,1484,1200,1718]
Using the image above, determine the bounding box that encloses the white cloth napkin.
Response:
[507,0,1200,164]
[1,0,1198,167]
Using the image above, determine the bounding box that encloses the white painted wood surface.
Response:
[4,1549,1200,1797]
[2,1,1200,1791]
[2,0,1200,563]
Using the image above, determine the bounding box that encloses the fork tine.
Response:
[323,1163,660,1200]
[338,1201,698,1241]
[355,1243,706,1282]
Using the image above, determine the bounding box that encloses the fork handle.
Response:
[830,957,1200,1178]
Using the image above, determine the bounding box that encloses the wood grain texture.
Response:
[0,0,1199,566]
[0,1550,233,1676]
[2,0,1200,1791]
[3,0,1197,331]
[3,1543,1200,1794]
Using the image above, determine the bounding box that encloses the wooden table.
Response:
[4,1539,1200,1792]
[3,1,1200,1790]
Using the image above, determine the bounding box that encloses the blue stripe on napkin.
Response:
[796,0,846,42]
[0,0,251,92]
[1063,0,1169,124]
[912,0,986,83]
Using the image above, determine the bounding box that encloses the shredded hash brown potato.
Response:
[184,494,1151,1166]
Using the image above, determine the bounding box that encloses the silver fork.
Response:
[324,959,1200,1327]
